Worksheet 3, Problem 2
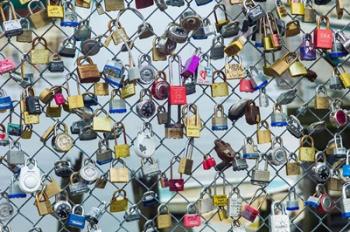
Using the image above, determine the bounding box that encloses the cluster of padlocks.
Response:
[0,0,349,231]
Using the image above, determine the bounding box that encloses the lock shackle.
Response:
[62,37,77,47]
[300,135,314,147]
[155,70,167,82]
[288,187,297,200]
[316,15,330,29]
[271,201,286,215]
[214,104,224,116]
[139,88,152,100]
[0,1,17,21]
[112,189,127,199]
[213,3,228,24]
[335,31,348,42]
[138,54,152,66]
[288,153,298,162]
[111,158,126,169]
[143,220,156,230]
[229,186,240,197]
[141,122,154,136]
[47,0,62,6]
[72,204,84,215]
[316,84,328,95]
[32,36,48,49]
[214,172,226,195]
[199,186,212,198]
[184,138,194,159]
[212,70,227,84]
[243,0,257,9]
[168,54,183,85]
[28,0,46,14]
[55,189,69,201]
[157,105,166,114]
[9,140,21,151]
[315,183,326,195]
[54,121,68,135]
[76,56,94,66]
[248,187,267,206]
[202,53,211,67]
[272,136,283,147]
[314,151,326,165]
[115,124,127,145]
[212,34,224,48]
[170,156,182,179]
[115,7,146,38]
[157,203,170,214]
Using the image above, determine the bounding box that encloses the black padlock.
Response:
[82,92,98,107]
[48,54,64,73]
[25,87,41,115]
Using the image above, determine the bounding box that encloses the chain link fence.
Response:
[0,0,350,231]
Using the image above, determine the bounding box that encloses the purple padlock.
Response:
[300,33,316,61]
[181,48,201,78]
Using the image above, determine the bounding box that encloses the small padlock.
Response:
[168,55,187,105]
[251,155,270,185]
[28,0,49,29]
[212,172,228,207]
[178,138,194,175]
[212,104,228,131]
[69,172,89,196]
[228,187,242,219]
[142,191,158,207]
[109,159,129,183]
[257,120,272,144]
[268,137,287,166]
[169,156,184,192]
[183,204,201,228]
[342,183,350,218]
[109,190,128,212]
[303,0,316,23]
[269,202,291,232]
[314,16,333,49]
[181,48,201,78]
[141,157,160,178]
[114,125,130,159]
[157,204,172,229]
[241,137,259,159]
[300,33,316,61]
[66,205,86,229]
[157,105,168,125]
[60,2,79,27]
[211,70,229,97]
[286,153,300,176]
[286,188,299,211]
[109,89,126,114]
[123,204,141,222]
[96,139,113,165]
[299,135,316,162]
[271,104,288,127]
[210,35,225,60]
[241,188,267,222]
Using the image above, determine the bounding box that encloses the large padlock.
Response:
[299,135,316,162]
[269,202,291,232]
[110,190,128,212]
[168,55,187,105]
[314,16,333,49]
[251,155,270,185]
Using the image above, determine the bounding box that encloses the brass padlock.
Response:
[224,36,246,57]
[105,0,125,11]
[286,153,301,176]
[47,0,64,18]
[288,56,307,77]
[314,85,329,109]
[157,204,172,229]
[46,101,61,117]
[338,66,350,88]
[66,74,84,110]
[152,36,167,61]
[44,178,62,198]
[110,189,128,212]
[35,188,53,216]
[225,56,245,80]
[114,124,130,158]
[212,172,228,207]
[299,135,316,162]
[178,138,194,175]
[270,52,297,76]
[16,18,33,43]
[109,159,129,183]
[303,0,316,23]
[28,0,49,29]
[327,170,344,195]
[93,109,113,132]
[257,120,272,144]
[183,104,201,138]
[291,0,305,15]
[94,82,109,96]
[30,37,50,65]
[286,20,301,37]
[213,3,229,31]
[211,70,229,97]
[120,80,136,99]
[336,0,343,19]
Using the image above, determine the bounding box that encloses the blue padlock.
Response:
[104,59,125,88]
[286,188,299,211]
[342,150,350,177]
[329,32,348,59]
[142,191,158,207]
[60,2,79,27]
[66,204,86,229]
[0,90,13,111]
[304,195,320,208]
[249,66,268,90]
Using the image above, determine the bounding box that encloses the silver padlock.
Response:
[336,31,350,53]
[228,187,242,218]
[268,137,287,166]
[286,187,299,211]
[269,202,290,232]
[333,133,347,158]
[166,23,188,44]
[329,68,343,90]
[287,115,304,139]
[96,139,113,165]
[251,155,270,186]
[197,187,214,214]
[138,54,155,85]
[6,141,25,165]
[258,87,269,107]
[211,104,228,131]
[342,183,350,218]
[141,157,160,177]
[109,89,127,114]
[241,137,259,159]
[86,202,106,226]
[271,104,288,127]
[69,172,90,196]
[156,35,177,55]
[210,35,225,60]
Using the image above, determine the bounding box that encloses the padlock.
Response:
[142,191,158,207]
[202,154,216,170]
[166,0,184,6]
[275,0,287,18]
[241,137,259,159]
[333,133,347,158]
[74,20,92,41]
[178,139,194,175]
[250,66,268,90]
[228,187,242,219]
[135,0,154,9]
[211,70,229,97]
[210,35,225,60]
[338,66,350,88]
[269,202,291,232]
[314,85,329,109]
[245,100,260,125]
[212,173,228,207]
[6,141,25,165]
[317,184,334,213]
[47,0,64,18]
[81,37,102,56]
[166,23,188,44]
[24,87,41,115]
[134,122,157,158]
[271,104,288,127]
[96,139,113,165]
[59,38,76,58]
[60,2,79,27]
[28,0,49,29]
[329,98,348,128]
[196,188,214,214]
[35,189,53,216]
[299,135,316,162]
[232,154,248,171]
[169,156,184,192]
[314,16,333,49]
[342,183,350,218]
[183,203,201,228]
[160,173,169,188]
[30,37,50,65]
[0,90,13,111]
[43,178,62,198]
[137,54,155,85]
[69,172,89,196]
[183,104,201,138]
[110,190,128,212]
[141,157,160,177]
[329,32,348,58]
[0,124,9,146]
[180,10,202,32]
[94,82,109,96]
[262,15,274,52]
[221,21,240,38]
[51,122,73,152]
[65,74,84,110]
[213,3,229,31]
[241,188,267,222]
[336,31,350,53]
[157,204,172,229]
[7,107,22,137]
[181,48,201,78]
[86,202,106,226]
[225,35,247,57]
[291,0,304,15]
[268,137,287,166]
[243,0,265,24]
[251,155,270,185]
[123,204,141,222]
[21,125,33,140]
[286,20,301,37]
[327,170,344,195]
[289,58,307,78]
[138,22,154,39]
[192,19,209,40]
[303,0,316,23]
[136,89,156,119]
[225,56,244,80]
[151,71,169,100]
[66,205,86,229]
[0,2,22,37]
[168,55,187,105]
[300,33,316,61]
[312,152,330,183]
[239,73,255,93]
[109,90,126,114]
[77,56,100,83]
[16,18,32,43]
[8,177,26,199]
[54,160,73,177]
[270,52,297,76]
[163,108,183,138]
[157,105,168,125]
[19,159,41,193]
[109,159,129,183]
[287,115,304,139]
[196,54,213,86]
[0,53,15,75]
[104,59,125,88]
[92,109,112,132]
[212,104,228,131]
[114,125,129,159]
[286,153,300,176]
[105,0,125,11]
[48,54,64,73]
[286,188,299,211]
[53,191,72,218]
[79,125,97,141]
[214,139,235,163]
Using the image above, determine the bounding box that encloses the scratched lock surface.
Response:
[0,0,350,231]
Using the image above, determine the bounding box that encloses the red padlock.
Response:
[0,124,7,140]
[314,16,333,49]
[135,0,154,9]
[160,173,169,188]
[151,71,169,100]
[168,157,184,192]
[183,204,201,228]
[239,75,255,93]
[202,154,216,170]
[168,55,187,105]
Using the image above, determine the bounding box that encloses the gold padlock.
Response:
[299,135,316,162]
[120,80,136,99]
[286,153,301,176]
[23,111,40,125]
[94,82,109,96]
[104,0,125,11]
[211,70,229,98]
[47,0,64,18]
[288,57,307,77]
[286,20,301,37]
[213,3,229,31]
[109,159,129,183]
[114,124,130,158]
[224,36,246,57]
[183,104,201,138]
[338,66,350,88]
[213,173,228,207]
[336,0,344,19]
[21,125,33,139]
[257,120,272,144]
[178,138,194,175]
[46,101,61,117]
[152,37,167,61]
[30,37,50,65]
[28,0,50,29]
[157,204,172,229]
[225,56,245,80]
[262,16,274,52]
[44,178,62,198]
[303,0,316,23]
[93,108,113,132]
[327,170,344,194]
[314,85,329,109]
[291,0,305,15]
[270,52,297,76]
[110,189,128,212]
[66,74,84,110]
[35,188,53,216]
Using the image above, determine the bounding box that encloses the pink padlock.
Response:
[0,54,16,75]
[239,76,256,93]
[329,98,348,128]
[53,90,66,106]
[181,48,201,78]
[202,154,216,170]
[241,187,267,222]
[183,204,201,228]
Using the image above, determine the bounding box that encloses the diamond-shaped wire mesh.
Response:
[0,0,350,231]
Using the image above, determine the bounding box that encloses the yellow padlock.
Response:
[47,0,64,18]
[224,36,246,57]
[211,70,229,98]
[213,173,228,207]
[213,3,229,31]
[93,109,113,132]
[183,104,201,138]
[291,0,305,15]
[30,37,50,65]
[66,74,84,110]
[299,135,316,162]
[114,125,130,158]
[338,67,350,88]
[110,190,128,212]
[121,80,136,99]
